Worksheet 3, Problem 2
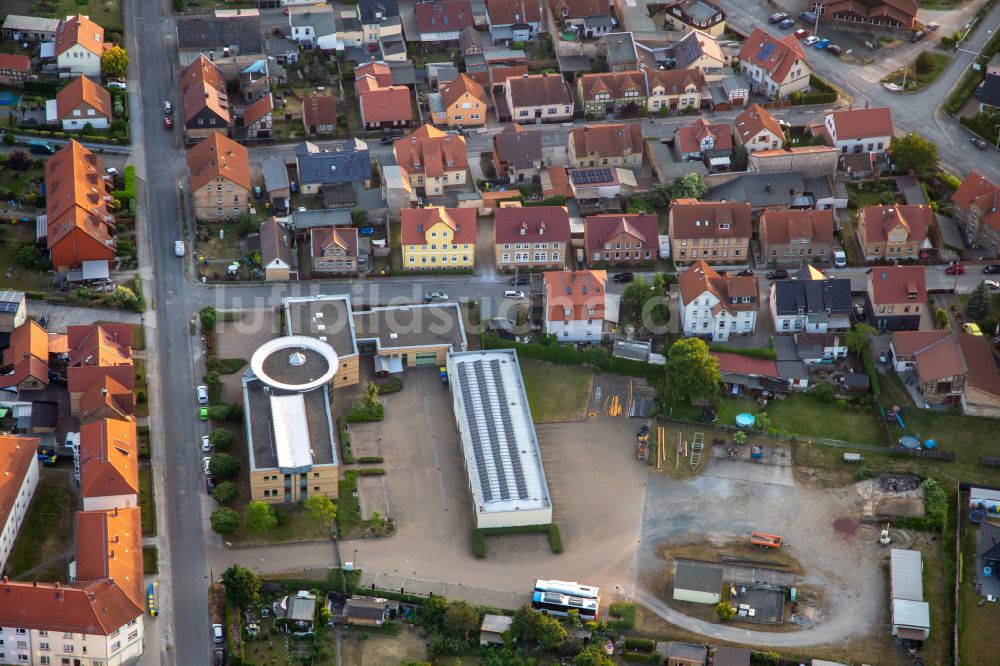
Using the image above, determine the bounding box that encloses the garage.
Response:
[415,352,439,366]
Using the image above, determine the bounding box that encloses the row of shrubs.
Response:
[481,333,663,382]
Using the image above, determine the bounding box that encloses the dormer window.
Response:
[519,226,526,235]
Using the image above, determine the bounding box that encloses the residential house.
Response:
[2,14,59,42]
[265,35,299,65]
[957,333,1000,417]
[416,0,475,42]
[0,436,39,573]
[661,642,709,666]
[492,123,543,184]
[822,0,918,32]
[565,166,634,200]
[288,5,338,50]
[584,214,658,266]
[275,591,318,634]
[890,331,966,405]
[668,30,726,82]
[866,265,926,331]
[294,139,371,197]
[401,206,477,270]
[678,259,757,341]
[951,171,1000,253]
[55,14,106,77]
[978,71,1000,113]
[459,26,489,55]
[543,269,607,342]
[180,55,231,142]
[792,332,849,364]
[674,118,733,166]
[704,171,842,219]
[759,209,835,264]
[577,70,648,118]
[356,64,412,131]
[393,125,469,195]
[480,614,514,646]
[358,0,403,45]
[44,140,116,271]
[819,107,894,155]
[494,205,570,270]
[646,68,706,113]
[0,290,27,334]
[66,323,134,415]
[73,506,144,612]
[661,0,726,37]
[734,104,785,153]
[582,15,616,39]
[302,94,338,135]
[343,596,394,627]
[240,92,273,140]
[176,10,263,68]
[239,58,280,105]
[751,144,840,176]
[667,199,753,264]
[261,155,290,214]
[548,0,610,28]
[431,73,488,127]
[78,417,139,511]
[0,54,30,87]
[770,265,852,333]
[857,204,931,261]
[260,217,296,281]
[311,226,360,275]
[604,33,638,72]
[186,133,251,220]
[0,320,50,392]
[504,73,574,123]
[78,375,134,425]
[568,123,643,169]
[486,0,542,41]
[737,28,810,98]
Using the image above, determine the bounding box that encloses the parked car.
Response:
[424,291,448,302]
[926,22,940,31]
[779,18,794,29]
[815,38,831,49]
[163,100,172,115]
[768,12,788,23]
[197,385,209,404]
[174,240,185,257]
[971,137,989,150]
[164,116,173,130]
[199,407,209,421]
[767,269,789,280]
[206,477,216,493]
[793,28,810,40]
[946,263,966,275]
[503,290,526,299]
[910,31,925,43]
[203,457,213,476]
[853,303,867,321]
[983,264,1000,274]
[201,435,213,452]
[29,140,56,155]
[827,44,842,56]
[963,322,984,336]
[509,275,531,286]
[803,35,820,46]
[215,648,225,665]
[985,280,1000,291]
[105,167,119,177]
[107,80,126,90]
[612,272,635,283]
[253,185,262,199]
[736,269,754,277]
[290,180,298,193]
[833,249,847,268]
[799,11,818,23]
[380,135,396,145]
[212,623,224,643]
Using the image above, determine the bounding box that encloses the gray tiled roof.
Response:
[706,172,829,209]
[261,155,290,193]
[176,14,263,53]
[773,278,852,316]
[295,140,371,187]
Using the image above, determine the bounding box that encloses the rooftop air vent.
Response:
[289,351,306,366]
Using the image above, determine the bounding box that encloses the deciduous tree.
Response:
[667,172,708,200]
[303,495,337,526]
[210,507,240,534]
[244,500,278,533]
[209,452,240,478]
[221,564,260,610]
[212,481,239,504]
[209,429,235,451]
[101,45,129,78]
[890,133,938,177]
[666,338,721,404]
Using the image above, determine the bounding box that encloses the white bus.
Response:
[531,580,601,621]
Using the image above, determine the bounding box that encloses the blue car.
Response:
[359,226,374,236]
[778,18,794,29]
[815,38,830,49]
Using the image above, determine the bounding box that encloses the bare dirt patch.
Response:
[342,624,429,665]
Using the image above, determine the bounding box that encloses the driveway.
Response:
[637,459,886,647]
[30,303,141,331]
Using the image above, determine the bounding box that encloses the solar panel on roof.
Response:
[0,302,17,313]
[757,42,776,61]
[570,168,613,185]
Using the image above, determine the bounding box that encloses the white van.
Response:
[833,249,847,268]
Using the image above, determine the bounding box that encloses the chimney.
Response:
[765,182,771,192]
[55,581,60,589]
[864,101,870,109]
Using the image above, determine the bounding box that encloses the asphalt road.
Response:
[718,0,1000,182]
[125,0,211,663]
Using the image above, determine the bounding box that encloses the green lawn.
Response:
[847,180,898,209]
[44,0,123,29]
[882,51,952,91]
[139,466,157,536]
[131,323,145,350]
[7,471,75,579]
[0,222,51,291]
[958,511,999,665]
[664,395,758,425]
[230,503,332,546]
[519,359,594,422]
[767,393,884,446]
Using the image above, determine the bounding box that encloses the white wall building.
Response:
[447,350,553,528]
[822,107,894,156]
[543,270,607,343]
[677,260,758,342]
[0,436,39,573]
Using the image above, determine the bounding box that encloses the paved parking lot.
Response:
[211,309,278,401]
[351,367,647,600]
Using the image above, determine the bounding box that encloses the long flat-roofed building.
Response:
[446,349,552,528]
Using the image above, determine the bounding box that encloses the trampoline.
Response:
[735,413,755,428]
[898,435,920,449]
[970,509,986,524]
[0,92,18,106]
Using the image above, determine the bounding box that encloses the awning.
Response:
[374,355,404,374]
[709,156,731,167]
[45,99,58,124]
[40,42,54,58]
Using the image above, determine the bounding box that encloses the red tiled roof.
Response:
[302,94,338,127]
[506,73,572,107]
[74,507,144,610]
[0,579,142,635]
[310,226,359,258]
[952,171,1000,233]
[55,76,112,120]
[0,356,49,389]
[487,0,541,24]
[571,123,644,159]
[490,64,529,87]
[416,0,475,33]
[243,92,273,127]
[186,133,251,192]
[824,0,917,27]
[669,200,752,239]
[401,207,477,245]
[495,206,571,243]
[544,270,607,323]
[578,70,648,102]
[0,53,30,73]
[760,209,834,245]
[393,124,468,178]
[647,68,706,96]
[78,418,139,501]
[3,320,48,366]
[67,323,132,366]
[675,118,733,154]
[354,62,393,87]
[0,436,38,534]
[584,214,658,258]
[868,265,926,305]
[78,374,134,423]
[55,14,105,58]
[828,107,894,140]
[858,204,930,244]
[44,140,113,254]
[548,0,609,20]
[737,29,805,85]
[678,259,758,312]
[734,104,785,144]
[891,330,965,383]
[542,166,573,198]
[711,351,778,377]
[957,332,1000,400]
[359,85,412,124]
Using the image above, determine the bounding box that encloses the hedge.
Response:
[623,653,662,664]
[472,523,563,558]
[472,529,488,558]
[481,334,663,382]
[355,468,386,476]
[608,602,636,630]
[339,419,356,464]
[624,638,656,651]
[944,66,986,115]
[708,344,776,360]
[336,471,362,533]
[375,376,404,394]
[356,456,384,464]
[206,356,248,374]
[344,402,384,422]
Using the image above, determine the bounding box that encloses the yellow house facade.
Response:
[401,206,478,270]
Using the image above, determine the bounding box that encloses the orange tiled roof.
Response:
[186,133,251,192]
[734,104,785,144]
[78,374,134,423]
[44,140,113,251]
[3,320,49,366]
[544,270,606,323]
[0,436,39,532]
[74,506,144,610]
[55,75,112,120]
[440,73,487,109]
[0,579,142,636]
[738,29,805,85]
[401,207,477,245]
[952,171,1000,233]
[243,92,273,127]
[393,124,468,178]
[678,259,758,312]
[55,14,105,58]
[571,123,643,159]
[78,418,138,501]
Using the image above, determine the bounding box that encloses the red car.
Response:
[794,29,810,40]
[164,116,173,130]
[945,263,965,275]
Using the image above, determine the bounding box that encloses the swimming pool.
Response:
[0,92,19,106]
